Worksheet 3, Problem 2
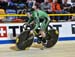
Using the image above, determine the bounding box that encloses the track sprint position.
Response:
[16,22,59,50]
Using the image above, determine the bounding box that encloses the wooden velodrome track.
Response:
[0,14,75,57]
[0,41,75,57]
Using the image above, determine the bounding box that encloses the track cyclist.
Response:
[16,3,59,50]
[27,3,50,38]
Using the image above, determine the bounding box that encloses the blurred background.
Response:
[0,0,75,22]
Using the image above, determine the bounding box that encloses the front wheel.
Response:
[16,30,34,50]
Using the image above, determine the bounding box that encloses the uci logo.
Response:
[0,26,7,37]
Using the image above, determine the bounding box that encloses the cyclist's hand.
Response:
[30,21,34,25]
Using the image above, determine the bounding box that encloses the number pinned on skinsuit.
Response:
[16,38,19,43]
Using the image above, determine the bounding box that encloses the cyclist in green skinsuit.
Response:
[27,3,50,38]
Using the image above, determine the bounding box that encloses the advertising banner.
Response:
[0,22,75,44]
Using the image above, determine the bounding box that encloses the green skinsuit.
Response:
[28,10,50,31]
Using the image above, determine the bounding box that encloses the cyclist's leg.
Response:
[45,17,50,29]
[39,20,46,38]
[39,17,50,37]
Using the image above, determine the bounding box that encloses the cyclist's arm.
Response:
[43,13,51,28]
[46,17,50,26]
[28,17,33,24]
[32,11,40,30]
[33,17,39,30]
